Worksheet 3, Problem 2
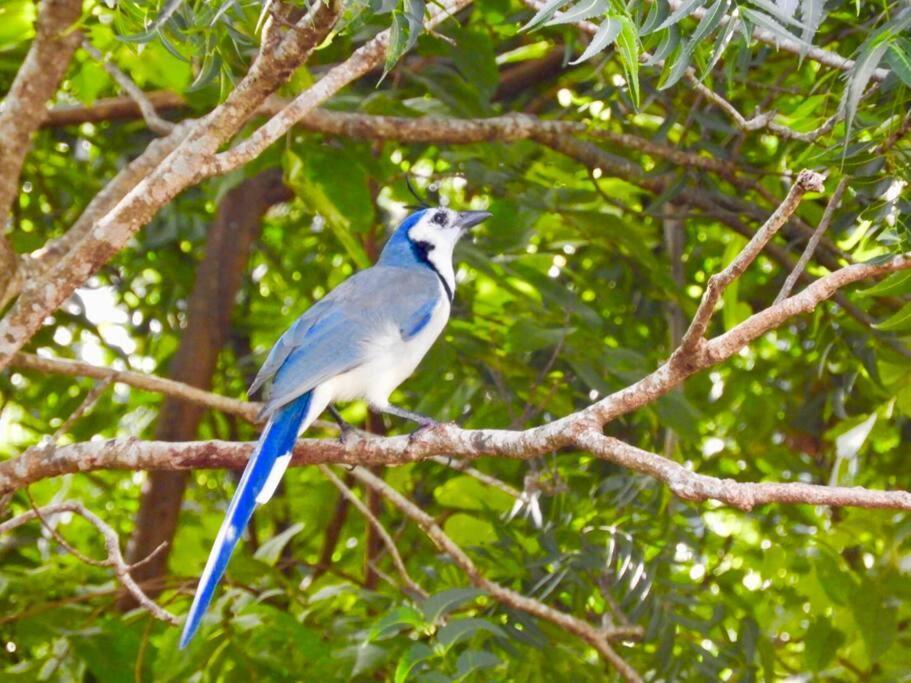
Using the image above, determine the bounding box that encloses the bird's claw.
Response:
[408,420,440,446]
[337,425,357,446]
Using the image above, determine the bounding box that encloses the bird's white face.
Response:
[406,207,463,259]
[405,207,491,296]
[406,208,465,297]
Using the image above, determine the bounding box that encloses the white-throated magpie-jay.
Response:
[179,206,491,647]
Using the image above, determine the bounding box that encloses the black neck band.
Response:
[411,240,453,301]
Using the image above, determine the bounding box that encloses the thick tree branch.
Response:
[0,0,83,304]
[576,433,911,512]
[206,0,474,175]
[5,250,910,507]
[0,502,179,625]
[347,467,643,680]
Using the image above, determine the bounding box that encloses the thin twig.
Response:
[0,502,180,625]
[775,177,848,303]
[318,465,427,599]
[347,467,644,681]
[81,41,175,135]
[677,169,826,352]
[430,456,521,498]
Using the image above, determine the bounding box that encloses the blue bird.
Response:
[179,206,491,647]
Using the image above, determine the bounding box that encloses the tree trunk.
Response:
[120,168,290,605]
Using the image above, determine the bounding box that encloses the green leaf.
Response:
[569,17,622,65]
[436,618,507,650]
[615,16,640,106]
[842,40,890,137]
[874,301,911,332]
[886,39,911,87]
[650,0,707,34]
[369,605,427,641]
[859,270,911,298]
[804,617,844,672]
[395,643,434,683]
[420,587,484,623]
[852,583,897,664]
[705,10,739,74]
[434,475,514,513]
[253,522,304,565]
[440,516,496,549]
[690,0,728,46]
[456,650,501,679]
[545,0,608,26]
[800,0,826,50]
[521,0,572,32]
[741,8,808,48]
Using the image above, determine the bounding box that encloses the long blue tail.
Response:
[179,391,312,648]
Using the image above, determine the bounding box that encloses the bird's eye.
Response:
[431,211,447,226]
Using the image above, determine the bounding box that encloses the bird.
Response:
[178,205,491,648]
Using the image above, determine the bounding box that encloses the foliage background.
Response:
[1,0,911,680]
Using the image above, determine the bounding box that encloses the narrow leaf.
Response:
[704,8,739,74]
[741,8,808,47]
[875,300,911,332]
[886,39,911,87]
[690,0,729,46]
[520,0,572,32]
[800,0,826,51]
[650,0,706,34]
[859,270,911,298]
[615,16,640,105]
[569,17,621,64]
[546,0,608,26]
[644,24,680,66]
[842,40,889,135]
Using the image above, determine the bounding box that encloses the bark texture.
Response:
[0,0,83,305]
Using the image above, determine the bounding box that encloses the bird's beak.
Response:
[456,210,492,231]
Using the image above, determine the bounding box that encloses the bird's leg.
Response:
[327,405,357,444]
[373,403,438,428]
[371,403,440,444]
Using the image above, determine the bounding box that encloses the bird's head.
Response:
[379,207,491,280]
[402,207,491,251]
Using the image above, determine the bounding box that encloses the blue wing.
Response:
[250,266,445,417]
[179,391,312,649]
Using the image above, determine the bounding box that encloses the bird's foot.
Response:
[408,419,441,446]
[337,423,358,446]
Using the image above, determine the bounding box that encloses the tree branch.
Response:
[0,1,343,371]
[0,0,83,304]
[81,41,175,135]
[319,465,427,600]
[678,169,825,352]
[774,177,847,303]
[347,467,643,680]
[0,501,179,625]
[577,433,911,512]
[9,352,261,423]
[4,251,911,509]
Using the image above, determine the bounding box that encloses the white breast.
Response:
[323,294,450,407]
